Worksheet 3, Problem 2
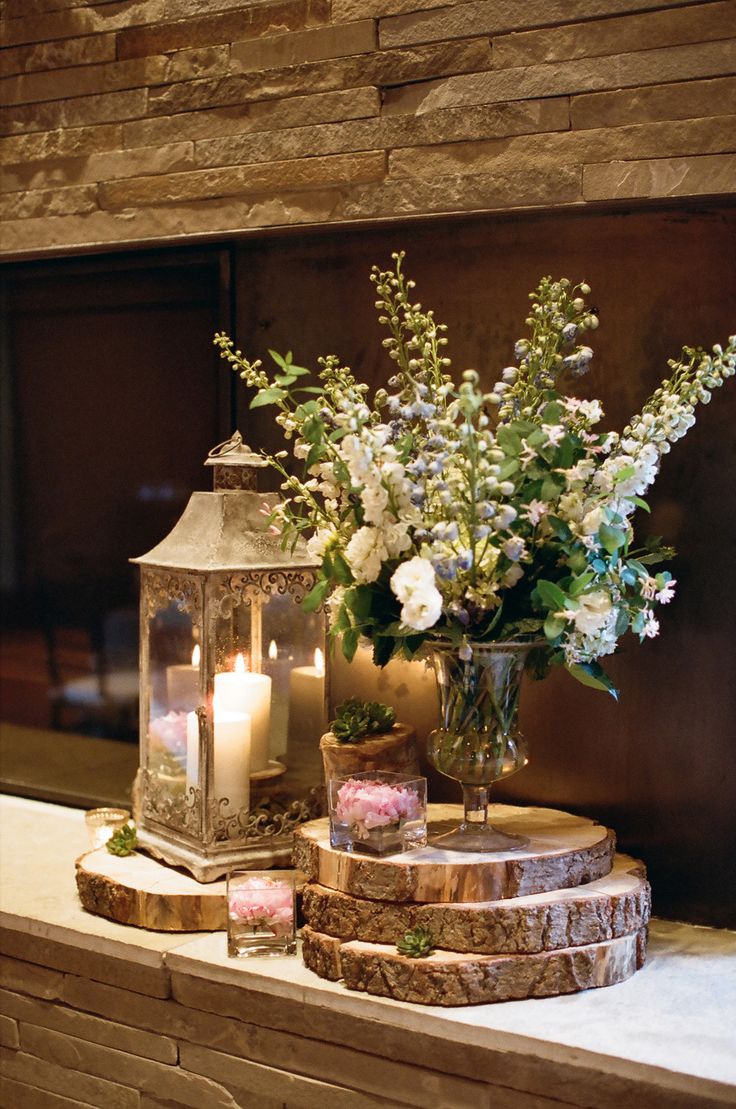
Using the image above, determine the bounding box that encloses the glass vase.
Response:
[427,642,536,853]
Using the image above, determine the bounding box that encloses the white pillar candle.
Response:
[264,639,290,760]
[214,654,271,773]
[186,704,251,813]
[166,644,200,712]
[288,648,326,747]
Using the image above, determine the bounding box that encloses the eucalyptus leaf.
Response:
[567,662,619,699]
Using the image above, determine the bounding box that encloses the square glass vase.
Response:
[226,871,296,957]
[327,771,427,856]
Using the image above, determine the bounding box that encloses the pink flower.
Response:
[228,877,293,936]
[149,711,188,757]
[334,779,422,840]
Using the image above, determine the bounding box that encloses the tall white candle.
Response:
[166,644,200,712]
[288,648,326,747]
[265,639,290,760]
[186,703,251,813]
[214,653,271,773]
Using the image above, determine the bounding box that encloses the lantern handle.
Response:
[205,431,268,490]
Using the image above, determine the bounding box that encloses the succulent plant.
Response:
[106,823,138,857]
[396,925,436,958]
[330,698,396,744]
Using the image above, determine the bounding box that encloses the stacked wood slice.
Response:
[294,803,650,1006]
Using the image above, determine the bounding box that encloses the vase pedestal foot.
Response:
[431,826,529,853]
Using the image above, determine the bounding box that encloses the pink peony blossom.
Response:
[228,877,293,936]
[335,779,421,840]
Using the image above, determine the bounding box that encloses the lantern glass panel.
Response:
[145,595,200,795]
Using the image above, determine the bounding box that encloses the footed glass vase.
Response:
[427,642,536,853]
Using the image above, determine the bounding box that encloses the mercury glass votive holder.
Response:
[328,772,428,856]
[227,871,297,957]
[85,807,131,850]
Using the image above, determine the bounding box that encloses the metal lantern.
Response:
[132,432,326,881]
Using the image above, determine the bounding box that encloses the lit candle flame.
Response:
[191,644,200,667]
[268,640,278,661]
[235,652,246,674]
[314,648,325,677]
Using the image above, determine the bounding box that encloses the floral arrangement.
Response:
[227,876,294,936]
[333,778,422,840]
[330,698,397,743]
[214,254,735,696]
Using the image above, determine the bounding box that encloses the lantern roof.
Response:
[132,432,317,572]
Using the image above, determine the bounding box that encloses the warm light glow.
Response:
[235,652,247,674]
[268,640,278,661]
[314,648,325,677]
[191,644,200,668]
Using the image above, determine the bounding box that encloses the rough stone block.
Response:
[1,143,196,195]
[379,0,699,48]
[0,1013,20,1048]
[194,96,569,170]
[334,0,448,21]
[0,956,64,1002]
[0,88,148,137]
[147,38,492,117]
[0,55,170,107]
[387,116,736,179]
[117,0,331,60]
[164,45,231,84]
[0,987,178,1063]
[0,1075,87,1109]
[335,165,582,219]
[0,184,98,220]
[583,152,736,199]
[1,1,165,48]
[493,2,736,69]
[179,1040,477,1109]
[571,74,736,129]
[123,85,380,147]
[0,123,123,164]
[0,34,117,79]
[17,1025,236,1109]
[0,1045,139,1109]
[382,38,736,116]
[231,19,376,73]
[0,930,170,998]
[98,150,386,209]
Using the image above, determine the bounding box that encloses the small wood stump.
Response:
[293,803,616,904]
[76,848,303,932]
[319,722,420,782]
[301,925,648,1006]
[302,854,650,955]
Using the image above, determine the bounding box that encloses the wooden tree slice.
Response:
[293,804,616,904]
[302,854,650,955]
[76,848,302,932]
[301,925,647,1005]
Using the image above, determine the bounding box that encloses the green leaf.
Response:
[591,558,607,574]
[303,579,329,613]
[546,516,572,541]
[544,613,567,639]
[250,388,287,408]
[497,457,520,481]
[568,570,595,597]
[541,474,565,501]
[274,373,297,387]
[295,386,324,394]
[345,585,374,621]
[372,635,396,667]
[629,495,651,513]
[332,552,353,586]
[342,627,360,662]
[599,523,626,555]
[534,579,569,611]
[615,607,629,636]
[613,465,636,485]
[496,426,521,456]
[567,662,619,699]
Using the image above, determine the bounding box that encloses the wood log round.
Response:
[302,854,649,955]
[293,804,616,904]
[319,722,420,782]
[76,848,303,932]
[301,924,647,1005]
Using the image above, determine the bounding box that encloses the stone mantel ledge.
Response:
[1,794,735,1107]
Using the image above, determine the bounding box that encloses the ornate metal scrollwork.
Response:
[212,790,323,842]
[212,568,318,617]
[141,769,202,836]
[142,571,202,620]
